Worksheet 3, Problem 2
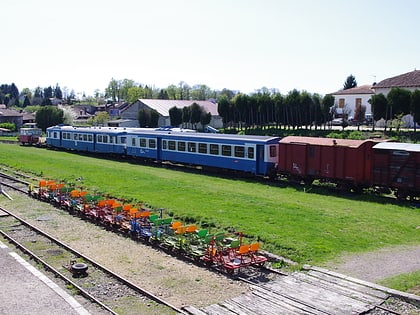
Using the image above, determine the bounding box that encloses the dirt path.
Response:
[324,244,420,283]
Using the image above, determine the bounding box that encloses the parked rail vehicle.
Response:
[45,126,420,200]
[46,125,280,177]
[278,136,420,200]
[18,123,42,145]
[29,179,267,273]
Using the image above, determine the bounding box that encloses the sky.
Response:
[2,0,420,98]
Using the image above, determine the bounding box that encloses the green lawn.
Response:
[1,143,419,266]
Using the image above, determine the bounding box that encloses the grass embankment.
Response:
[1,144,419,267]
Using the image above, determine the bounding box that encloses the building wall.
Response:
[332,93,372,117]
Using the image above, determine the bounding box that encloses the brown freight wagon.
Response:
[278,136,378,190]
[371,142,420,200]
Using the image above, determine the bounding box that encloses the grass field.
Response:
[1,143,419,266]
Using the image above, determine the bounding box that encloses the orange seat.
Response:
[140,211,151,217]
[175,226,187,234]
[171,221,182,230]
[39,180,47,187]
[98,200,106,207]
[186,225,197,233]
[237,244,249,255]
[249,243,260,252]
[123,204,132,211]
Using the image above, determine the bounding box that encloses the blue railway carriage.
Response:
[46,125,129,154]
[155,132,280,177]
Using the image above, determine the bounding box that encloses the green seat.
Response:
[197,229,208,238]
[215,232,225,242]
[149,214,159,222]
[163,217,173,225]
[229,240,240,249]
[204,234,214,244]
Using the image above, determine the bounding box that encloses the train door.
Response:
[156,136,162,162]
[255,144,265,175]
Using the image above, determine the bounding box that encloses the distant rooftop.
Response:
[373,70,420,89]
[136,99,219,116]
[331,85,374,95]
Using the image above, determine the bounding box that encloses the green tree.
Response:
[200,111,212,128]
[182,106,191,128]
[88,112,109,126]
[105,78,122,102]
[387,87,411,117]
[217,95,231,127]
[169,106,183,127]
[138,108,159,127]
[369,93,388,121]
[149,109,160,128]
[35,106,64,131]
[343,74,357,90]
[410,89,420,129]
[23,95,31,107]
[321,94,334,126]
[54,84,63,99]
[190,102,203,129]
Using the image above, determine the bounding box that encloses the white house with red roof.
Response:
[330,85,374,120]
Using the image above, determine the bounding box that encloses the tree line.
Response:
[369,88,420,130]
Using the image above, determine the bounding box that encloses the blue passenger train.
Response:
[46,125,280,177]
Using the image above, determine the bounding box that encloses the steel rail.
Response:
[0,205,185,315]
[0,221,117,314]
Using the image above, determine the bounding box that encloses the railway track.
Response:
[2,169,420,314]
[0,205,183,315]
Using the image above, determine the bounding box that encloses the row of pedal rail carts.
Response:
[29,179,268,273]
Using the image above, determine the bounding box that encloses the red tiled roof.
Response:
[331,85,374,95]
[373,70,420,89]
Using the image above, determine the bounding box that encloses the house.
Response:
[0,107,23,128]
[372,69,420,96]
[119,99,223,129]
[330,85,374,119]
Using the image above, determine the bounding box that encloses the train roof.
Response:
[47,125,280,143]
[373,142,420,152]
[279,136,373,148]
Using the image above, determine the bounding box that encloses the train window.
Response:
[222,145,231,156]
[178,141,186,151]
[210,144,219,155]
[54,131,58,138]
[103,136,108,143]
[248,147,254,159]
[188,142,196,152]
[120,137,126,144]
[88,134,92,142]
[168,140,176,150]
[79,134,83,141]
[234,146,245,158]
[199,143,207,154]
[83,134,87,141]
[269,145,277,157]
[97,135,103,142]
[149,139,156,148]
[110,136,114,143]
[73,133,77,140]
[162,140,167,149]
[140,138,146,147]
[132,138,136,146]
